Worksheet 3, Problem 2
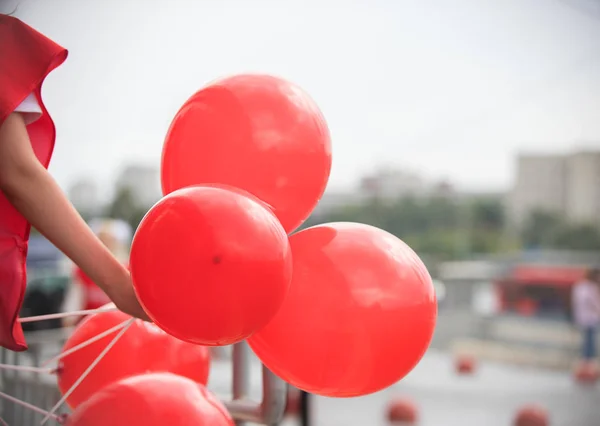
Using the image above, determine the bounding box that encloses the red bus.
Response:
[496,264,587,319]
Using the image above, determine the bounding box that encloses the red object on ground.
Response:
[57,310,210,408]
[574,361,600,384]
[0,15,68,351]
[130,185,292,346]
[66,373,233,426]
[387,398,418,424]
[455,354,476,375]
[161,73,332,234]
[249,223,437,397]
[513,405,549,426]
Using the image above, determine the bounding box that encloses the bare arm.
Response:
[0,113,148,320]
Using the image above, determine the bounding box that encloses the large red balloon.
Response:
[66,373,234,426]
[57,309,210,408]
[161,74,332,233]
[248,223,437,397]
[130,185,293,346]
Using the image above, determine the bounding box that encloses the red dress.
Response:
[0,16,68,351]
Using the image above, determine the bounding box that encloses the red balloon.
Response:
[57,310,210,408]
[66,373,234,426]
[161,74,332,233]
[248,223,437,397]
[574,360,600,384]
[130,185,293,346]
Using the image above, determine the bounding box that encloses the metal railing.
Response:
[227,342,286,425]
[0,328,286,426]
[0,330,69,425]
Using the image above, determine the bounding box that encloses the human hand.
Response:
[104,270,151,322]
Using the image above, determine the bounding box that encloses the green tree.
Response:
[312,196,466,260]
[106,187,148,231]
[471,199,505,230]
[520,209,600,251]
[521,210,563,248]
[549,224,600,251]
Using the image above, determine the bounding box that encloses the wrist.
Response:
[94,261,130,295]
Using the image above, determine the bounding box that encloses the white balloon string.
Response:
[40,318,134,425]
[0,391,63,423]
[0,364,53,374]
[18,306,117,323]
[0,415,8,426]
[41,319,131,367]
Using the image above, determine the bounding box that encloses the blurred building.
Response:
[115,164,162,207]
[311,191,364,217]
[359,168,428,199]
[508,149,600,227]
[67,178,101,216]
[313,168,457,217]
[565,151,600,224]
[507,154,566,227]
[359,167,456,200]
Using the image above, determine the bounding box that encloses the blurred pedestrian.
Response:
[572,267,600,365]
[62,219,133,327]
[0,14,148,352]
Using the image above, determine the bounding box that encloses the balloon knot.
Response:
[51,363,64,375]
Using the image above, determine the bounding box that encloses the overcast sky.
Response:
[11,0,600,194]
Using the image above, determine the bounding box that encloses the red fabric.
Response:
[0,16,68,351]
[73,267,111,311]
